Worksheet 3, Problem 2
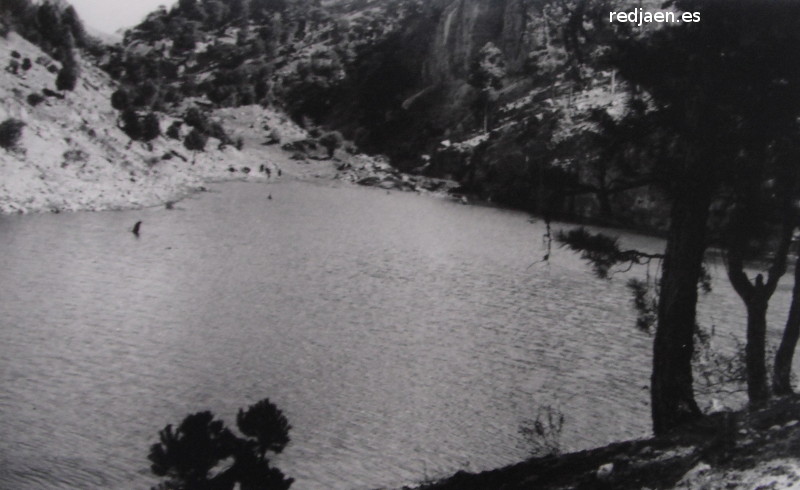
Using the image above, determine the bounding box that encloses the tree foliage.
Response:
[55,61,78,91]
[111,88,130,111]
[318,131,343,158]
[1,0,89,60]
[166,121,182,140]
[236,399,291,457]
[184,128,208,154]
[557,227,662,279]
[120,109,142,140]
[0,118,25,151]
[141,112,162,142]
[149,398,293,490]
[468,42,505,91]
[557,0,800,432]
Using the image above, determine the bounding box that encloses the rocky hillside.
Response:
[0,30,296,214]
[0,12,453,215]
[104,0,672,226]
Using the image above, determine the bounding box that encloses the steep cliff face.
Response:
[322,0,542,168]
[423,0,531,84]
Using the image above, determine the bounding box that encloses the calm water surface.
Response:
[0,180,793,489]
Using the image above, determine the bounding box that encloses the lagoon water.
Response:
[0,180,793,489]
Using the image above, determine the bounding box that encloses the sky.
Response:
[68,0,176,35]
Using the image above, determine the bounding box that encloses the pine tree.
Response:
[559,0,800,431]
[110,88,130,111]
[141,112,161,142]
[0,118,25,151]
[184,128,208,163]
[61,5,85,47]
[149,398,293,489]
[120,109,142,140]
[56,55,79,91]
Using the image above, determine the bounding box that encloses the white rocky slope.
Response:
[0,32,304,214]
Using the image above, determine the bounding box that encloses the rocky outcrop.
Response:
[423,0,531,84]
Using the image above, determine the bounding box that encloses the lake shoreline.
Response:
[0,148,465,217]
[410,394,800,490]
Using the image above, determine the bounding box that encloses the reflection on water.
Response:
[0,181,792,489]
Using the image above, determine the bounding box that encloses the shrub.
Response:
[134,80,159,108]
[62,148,89,165]
[141,112,161,142]
[519,405,564,457]
[0,118,25,151]
[166,121,182,140]
[21,58,31,70]
[6,59,19,75]
[56,62,79,91]
[184,106,208,131]
[11,50,20,59]
[319,130,343,158]
[206,121,229,144]
[27,92,44,106]
[110,88,130,111]
[120,109,142,140]
[184,128,208,154]
[265,128,281,145]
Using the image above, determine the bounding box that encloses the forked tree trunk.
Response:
[745,293,770,405]
[651,191,710,435]
[727,270,772,407]
[774,257,800,395]
[727,205,793,406]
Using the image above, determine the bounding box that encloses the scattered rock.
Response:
[678,462,711,484]
[42,87,64,99]
[596,462,614,479]
[356,176,381,186]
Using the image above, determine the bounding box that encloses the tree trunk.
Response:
[651,191,709,435]
[726,201,794,405]
[598,188,612,218]
[745,296,770,406]
[774,257,800,395]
